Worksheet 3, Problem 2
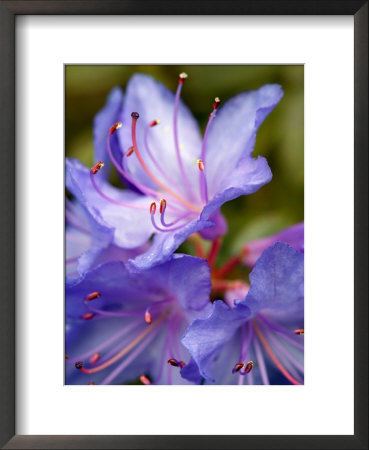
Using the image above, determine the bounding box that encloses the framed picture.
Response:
[1,1,367,449]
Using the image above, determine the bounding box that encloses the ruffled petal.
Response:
[129,216,214,269]
[119,73,203,198]
[243,222,304,267]
[205,84,283,196]
[66,158,153,248]
[181,300,251,381]
[201,156,272,220]
[243,242,304,319]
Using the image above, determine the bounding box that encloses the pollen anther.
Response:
[197,159,205,171]
[131,112,140,119]
[150,202,156,215]
[126,146,135,157]
[144,311,152,325]
[150,119,160,127]
[140,375,151,385]
[244,361,254,373]
[82,312,94,320]
[213,97,221,110]
[232,362,244,374]
[91,161,104,175]
[178,72,188,83]
[75,361,83,370]
[86,291,101,301]
[109,122,122,135]
[159,199,167,214]
[294,328,304,335]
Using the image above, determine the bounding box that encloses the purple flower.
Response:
[65,254,212,385]
[66,73,283,269]
[66,197,148,281]
[181,242,304,385]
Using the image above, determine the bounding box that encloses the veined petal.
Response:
[201,156,272,220]
[66,158,153,248]
[181,300,251,381]
[243,242,304,319]
[205,84,283,196]
[119,73,202,195]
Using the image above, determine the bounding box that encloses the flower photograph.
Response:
[65,65,304,385]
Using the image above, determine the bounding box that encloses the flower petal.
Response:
[181,300,251,381]
[243,222,304,267]
[243,242,304,319]
[202,156,273,220]
[119,73,202,197]
[66,158,153,248]
[205,84,283,195]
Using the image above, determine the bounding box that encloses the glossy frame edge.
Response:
[0,1,367,449]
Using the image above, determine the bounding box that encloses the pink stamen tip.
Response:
[179,361,186,369]
[126,146,135,157]
[144,311,152,325]
[294,328,304,335]
[197,159,205,171]
[213,97,221,110]
[86,291,101,301]
[82,312,94,321]
[75,361,83,370]
[232,362,244,374]
[245,361,254,374]
[159,198,167,214]
[150,202,157,215]
[150,119,160,127]
[140,375,151,385]
[131,112,139,120]
[109,122,122,135]
[91,161,104,175]
[168,358,180,367]
[89,352,100,365]
[178,72,188,84]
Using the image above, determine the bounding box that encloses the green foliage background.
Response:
[66,65,303,264]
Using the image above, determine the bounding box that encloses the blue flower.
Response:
[65,254,212,385]
[66,73,283,269]
[181,242,304,385]
[66,197,148,281]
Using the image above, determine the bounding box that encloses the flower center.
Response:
[89,73,222,234]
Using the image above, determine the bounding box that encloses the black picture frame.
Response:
[0,1,367,449]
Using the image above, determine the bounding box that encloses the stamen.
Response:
[92,161,104,174]
[173,74,199,203]
[232,362,244,374]
[140,375,151,385]
[86,291,101,301]
[150,202,157,215]
[144,121,185,198]
[75,361,83,370]
[151,209,192,233]
[244,361,254,373]
[159,198,166,214]
[197,159,205,172]
[253,322,302,386]
[77,313,167,375]
[109,121,123,135]
[159,199,193,228]
[167,358,185,369]
[82,312,94,320]
[144,311,152,325]
[213,97,221,110]
[131,113,200,213]
[294,328,304,335]
[90,166,147,210]
[207,237,221,269]
[105,124,161,200]
[88,381,95,385]
[89,352,100,364]
[178,72,188,84]
[126,146,135,157]
[150,119,160,127]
